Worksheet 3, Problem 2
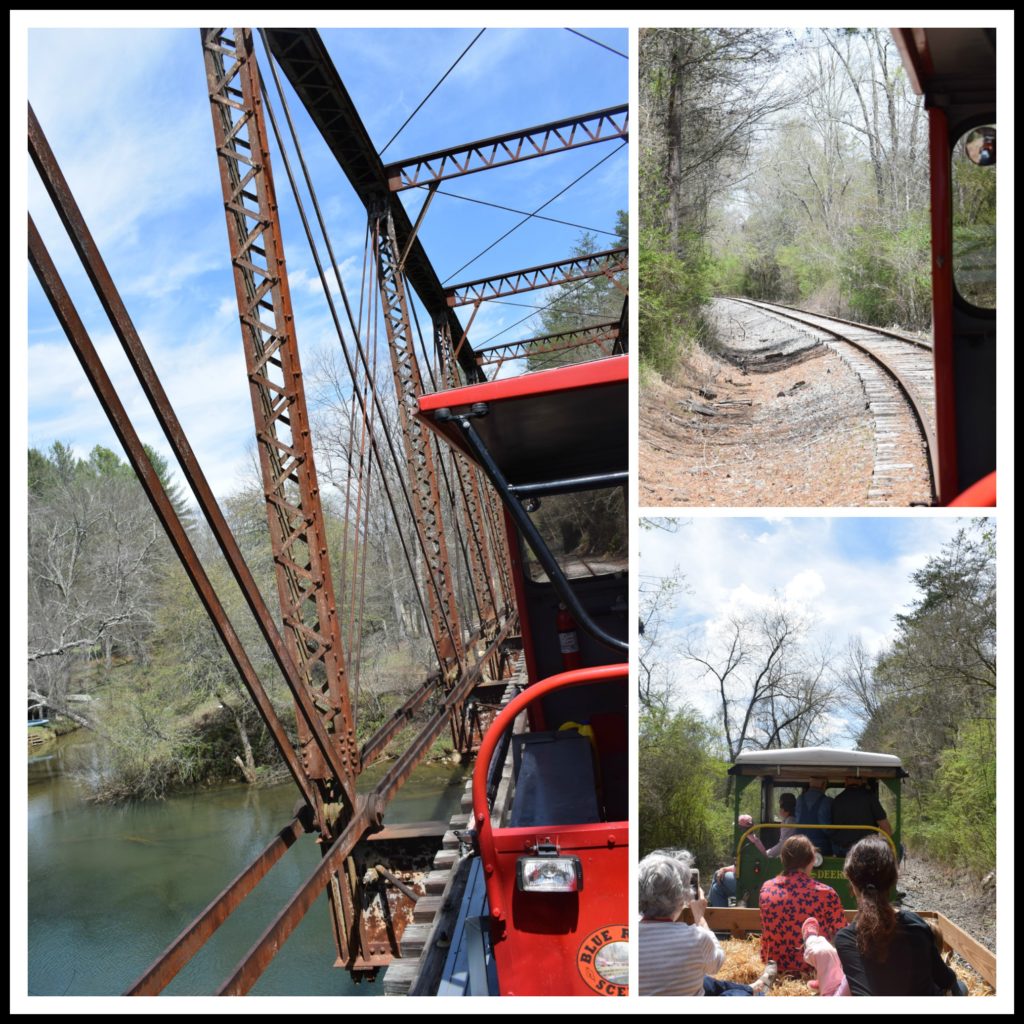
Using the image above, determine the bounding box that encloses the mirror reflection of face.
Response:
[964,126,996,166]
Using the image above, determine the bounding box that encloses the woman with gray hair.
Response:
[639,849,776,996]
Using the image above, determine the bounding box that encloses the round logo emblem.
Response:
[576,925,629,996]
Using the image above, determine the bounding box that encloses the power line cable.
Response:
[415,184,617,237]
[441,141,626,283]
[475,275,596,347]
[564,28,627,59]
[378,29,486,157]
[486,297,617,317]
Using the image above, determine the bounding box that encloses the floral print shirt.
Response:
[758,871,847,973]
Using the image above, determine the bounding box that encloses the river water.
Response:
[26,734,470,997]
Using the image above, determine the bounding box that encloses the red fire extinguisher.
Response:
[556,603,582,670]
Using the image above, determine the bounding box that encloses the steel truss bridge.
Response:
[27,26,627,995]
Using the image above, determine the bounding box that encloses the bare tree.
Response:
[640,28,796,243]
[27,444,169,728]
[686,601,837,760]
[638,573,685,713]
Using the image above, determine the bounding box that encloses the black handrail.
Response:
[436,405,628,654]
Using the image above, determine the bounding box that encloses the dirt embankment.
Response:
[898,851,997,955]
[640,301,875,506]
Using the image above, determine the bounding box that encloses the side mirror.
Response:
[964,126,996,166]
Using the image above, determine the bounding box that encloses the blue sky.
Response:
[21,22,627,497]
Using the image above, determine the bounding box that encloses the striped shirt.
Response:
[638,921,724,996]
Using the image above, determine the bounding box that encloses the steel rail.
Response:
[446,247,628,307]
[28,215,316,814]
[216,804,375,995]
[748,298,933,351]
[126,817,305,995]
[383,104,628,191]
[732,297,939,500]
[28,102,353,804]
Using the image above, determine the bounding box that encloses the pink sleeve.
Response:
[826,891,846,936]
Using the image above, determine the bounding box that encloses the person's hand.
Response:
[689,888,708,923]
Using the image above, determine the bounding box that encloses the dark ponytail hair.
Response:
[844,835,898,959]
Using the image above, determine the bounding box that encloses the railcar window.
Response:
[521,487,627,581]
[952,125,996,309]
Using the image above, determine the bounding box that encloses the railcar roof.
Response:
[892,27,996,103]
[417,355,627,487]
[729,746,906,778]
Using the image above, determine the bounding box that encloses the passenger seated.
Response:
[763,792,798,858]
[639,850,776,996]
[794,778,833,855]
[758,835,846,975]
[833,836,966,995]
[709,814,769,907]
[829,777,893,856]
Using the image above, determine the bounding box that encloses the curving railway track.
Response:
[727,298,937,506]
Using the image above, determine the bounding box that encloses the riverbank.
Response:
[26,734,471,996]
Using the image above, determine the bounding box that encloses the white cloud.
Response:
[785,568,826,605]
[641,517,972,743]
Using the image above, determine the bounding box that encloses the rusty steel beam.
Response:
[480,336,615,379]
[445,246,628,307]
[435,320,498,636]
[372,206,465,670]
[475,320,620,359]
[27,102,351,811]
[202,29,358,801]
[373,865,420,903]
[28,214,316,814]
[372,615,517,808]
[126,817,304,995]
[383,103,628,192]
[614,294,628,354]
[262,28,484,383]
[217,629,518,998]
[216,802,375,995]
[203,26,365,976]
[475,321,619,376]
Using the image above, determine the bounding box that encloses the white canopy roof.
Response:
[731,746,904,774]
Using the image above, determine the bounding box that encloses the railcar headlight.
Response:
[516,854,583,893]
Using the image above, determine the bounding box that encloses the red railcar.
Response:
[892,27,997,506]
[417,354,629,996]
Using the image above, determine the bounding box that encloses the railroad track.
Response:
[728,298,937,505]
